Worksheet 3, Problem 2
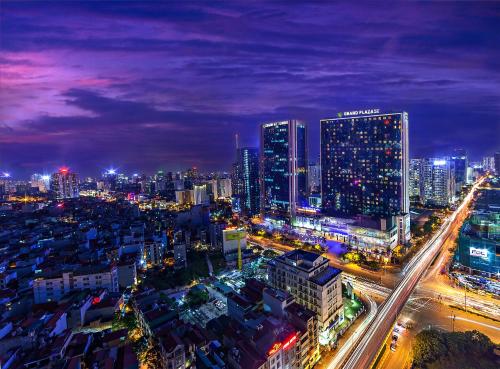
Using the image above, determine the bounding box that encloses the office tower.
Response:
[193,184,208,205]
[421,158,455,207]
[102,168,118,191]
[50,167,79,199]
[232,147,260,216]
[260,120,307,219]
[268,250,343,340]
[409,159,422,201]
[482,156,495,173]
[218,178,232,198]
[308,162,321,194]
[321,110,410,244]
[451,149,468,193]
[495,152,500,175]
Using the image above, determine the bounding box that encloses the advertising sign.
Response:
[470,247,488,260]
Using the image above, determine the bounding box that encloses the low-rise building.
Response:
[268,250,343,343]
[33,265,118,304]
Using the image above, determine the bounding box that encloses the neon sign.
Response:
[340,109,380,117]
[282,334,297,350]
[268,333,298,356]
[268,342,282,356]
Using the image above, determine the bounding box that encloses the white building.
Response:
[421,158,456,207]
[33,265,118,304]
[193,184,209,205]
[267,250,343,343]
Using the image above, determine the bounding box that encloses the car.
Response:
[392,334,398,341]
[390,343,397,352]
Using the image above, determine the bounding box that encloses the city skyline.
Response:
[1,1,499,177]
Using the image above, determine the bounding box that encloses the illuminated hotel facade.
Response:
[260,120,307,220]
[320,109,411,246]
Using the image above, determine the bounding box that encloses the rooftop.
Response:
[310,266,342,286]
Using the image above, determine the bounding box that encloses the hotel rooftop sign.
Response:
[337,109,380,118]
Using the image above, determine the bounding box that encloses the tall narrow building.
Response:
[409,158,423,202]
[451,149,468,194]
[321,110,410,244]
[232,147,260,216]
[260,120,307,219]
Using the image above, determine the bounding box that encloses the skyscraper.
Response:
[232,147,260,216]
[50,167,79,199]
[451,149,468,194]
[421,158,455,207]
[409,159,422,201]
[260,120,307,219]
[308,161,321,194]
[320,110,410,244]
[495,152,500,175]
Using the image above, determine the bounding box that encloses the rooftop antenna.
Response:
[235,133,239,150]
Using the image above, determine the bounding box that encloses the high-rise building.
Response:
[409,159,422,201]
[30,173,50,193]
[260,120,307,219]
[50,167,79,199]
[482,156,495,173]
[218,178,232,198]
[232,147,260,216]
[421,158,455,207]
[193,184,208,205]
[451,149,468,194]
[495,152,500,175]
[308,162,321,194]
[320,110,410,244]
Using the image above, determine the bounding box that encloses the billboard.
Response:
[470,247,488,260]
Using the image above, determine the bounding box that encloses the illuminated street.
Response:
[340,178,485,369]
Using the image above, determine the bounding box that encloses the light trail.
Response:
[447,316,500,332]
[326,290,378,369]
[339,178,484,369]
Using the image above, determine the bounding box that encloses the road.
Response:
[340,178,484,369]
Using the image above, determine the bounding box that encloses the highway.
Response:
[340,178,484,369]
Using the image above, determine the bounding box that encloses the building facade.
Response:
[33,265,118,304]
[267,250,343,342]
[232,147,260,216]
[409,158,422,201]
[456,213,499,277]
[320,110,410,244]
[50,168,79,199]
[421,158,455,207]
[451,149,468,194]
[260,120,307,220]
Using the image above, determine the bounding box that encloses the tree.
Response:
[412,329,447,367]
[185,286,209,308]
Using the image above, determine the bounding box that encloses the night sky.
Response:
[1,1,499,178]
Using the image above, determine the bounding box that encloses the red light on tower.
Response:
[59,167,69,173]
